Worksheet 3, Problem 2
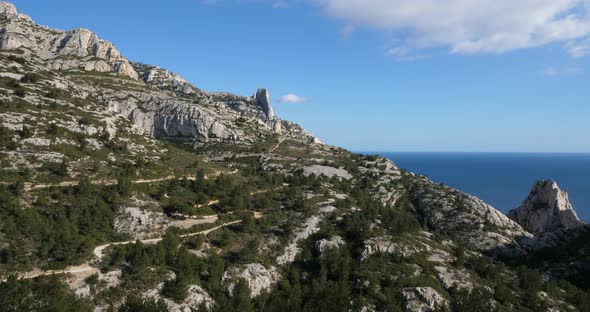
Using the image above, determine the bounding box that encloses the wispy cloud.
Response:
[385,45,428,61]
[567,39,590,58]
[201,0,590,58]
[542,66,584,77]
[278,94,308,104]
[340,25,355,39]
[316,0,590,56]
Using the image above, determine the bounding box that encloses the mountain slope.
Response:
[0,1,319,148]
[1,2,589,312]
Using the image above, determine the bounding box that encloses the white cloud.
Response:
[385,45,428,61]
[315,0,590,55]
[278,94,308,103]
[567,38,590,57]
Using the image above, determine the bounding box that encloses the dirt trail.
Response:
[12,167,269,281]
[18,219,243,280]
[269,136,286,154]
[24,169,239,191]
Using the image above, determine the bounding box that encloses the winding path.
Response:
[24,169,239,191]
[18,219,243,280]
[269,136,286,154]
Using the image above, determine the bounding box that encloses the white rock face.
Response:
[0,6,138,79]
[400,287,448,312]
[254,88,274,119]
[223,263,281,297]
[303,165,352,180]
[132,62,200,94]
[0,2,17,16]
[508,180,584,234]
[113,204,169,239]
[0,2,323,147]
[277,216,321,264]
[434,266,473,290]
[143,284,214,311]
[316,235,345,253]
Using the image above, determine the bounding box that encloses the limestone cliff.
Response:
[0,1,320,146]
[0,2,138,79]
[508,180,584,234]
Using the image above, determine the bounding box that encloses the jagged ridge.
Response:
[0,1,320,146]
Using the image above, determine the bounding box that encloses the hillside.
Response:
[0,2,589,312]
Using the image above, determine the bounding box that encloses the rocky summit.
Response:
[1,2,590,312]
[508,180,584,234]
[0,2,319,147]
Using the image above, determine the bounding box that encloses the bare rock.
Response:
[223,263,281,297]
[508,180,584,234]
[113,201,169,239]
[277,216,321,264]
[254,88,274,119]
[400,287,448,312]
[0,2,16,15]
[0,9,138,79]
[143,284,214,311]
[303,165,352,180]
[316,235,345,253]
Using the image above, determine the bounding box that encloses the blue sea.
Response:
[371,152,590,222]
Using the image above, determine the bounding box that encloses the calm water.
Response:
[369,152,590,222]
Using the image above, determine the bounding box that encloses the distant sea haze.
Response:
[369,152,590,222]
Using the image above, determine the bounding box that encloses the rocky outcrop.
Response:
[277,216,321,265]
[0,2,16,15]
[113,198,170,239]
[303,165,352,180]
[113,203,169,239]
[316,235,345,253]
[143,284,214,311]
[0,3,138,79]
[132,62,200,95]
[400,287,448,312]
[222,263,281,297]
[0,2,323,147]
[409,174,533,257]
[254,88,274,119]
[508,180,584,234]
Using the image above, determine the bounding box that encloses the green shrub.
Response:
[118,295,168,312]
[46,123,61,136]
[85,274,99,285]
[44,89,63,99]
[14,88,25,97]
[7,55,26,65]
[41,160,68,177]
[20,73,41,84]
[18,126,32,139]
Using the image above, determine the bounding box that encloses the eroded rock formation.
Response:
[508,180,584,234]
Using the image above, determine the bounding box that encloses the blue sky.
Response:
[12,0,590,152]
